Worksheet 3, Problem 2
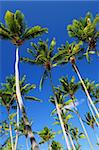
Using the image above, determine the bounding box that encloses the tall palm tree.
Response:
[0,75,41,150]
[50,92,76,150]
[52,40,99,119]
[57,76,94,150]
[20,39,71,150]
[38,126,55,150]
[0,10,47,150]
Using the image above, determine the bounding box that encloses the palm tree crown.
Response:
[0,10,48,46]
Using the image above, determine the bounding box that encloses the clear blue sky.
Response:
[0,1,99,150]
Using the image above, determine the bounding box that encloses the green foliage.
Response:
[67,12,99,42]
[52,41,83,66]
[21,38,57,90]
[38,127,55,145]
[0,10,48,46]
[0,75,40,112]
[51,140,63,150]
[84,112,96,129]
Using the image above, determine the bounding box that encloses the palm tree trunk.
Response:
[72,98,94,150]
[15,47,39,150]
[72,63,99,118]
[7,110,14,150]
[49,71,71,150]
[87,100,99,127]
[67,132,76,150]
[14,102,19,150]
[26,136,29,150]
[9,123,14,150]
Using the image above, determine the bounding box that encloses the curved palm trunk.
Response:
[49,72,71,150]
[15,47,39,150]
[72,98,94,150]
[87,100,99,127]
[14,102,19,150]
[72,63,99,118]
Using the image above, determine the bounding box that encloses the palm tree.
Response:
[50,140,63,150]
[84,112,99,145]
[0,10,47,150]
[67,12,99,56]
[52,40,99,119]
[82,79,99,127]
[50,92,76,150]
[70,127,86,150]
[38,126,55,150]
[0,75,41,150]
[20,39,71,150]
[57,76,94,150]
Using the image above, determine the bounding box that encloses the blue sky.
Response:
[0,1,99,150]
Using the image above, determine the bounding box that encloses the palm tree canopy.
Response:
[0,75,41,111]
[20,38,57,90]
[20,38,56,68]
[84,112,96,129]
[52,41,83,66]
[51,140,63,150]
[67,12,99,43]
[0,10,48,46]
[70,127,86,141]
[38,126,55,144]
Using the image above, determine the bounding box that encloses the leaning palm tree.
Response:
[0,10,47,150]
[57,76,94,149]
[0,75,41,150]
[38,127,55,150]
[20,39,71,150]
[52,41,99,119]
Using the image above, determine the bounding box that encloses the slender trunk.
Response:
[87,100,99,127]
[71,98,94,150]
[7,110,14,150]
[49,71,71,150]
[72,63,99,118]
[9,123,14,150]
[15,47,39,150]
[67,132,76,150]
[93,128,99,144]
[26,136,29,150]
[14,102,19,150]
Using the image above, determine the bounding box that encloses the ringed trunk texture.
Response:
[49,72,71,150]
[72,63,99,118]
[15,47,39,150]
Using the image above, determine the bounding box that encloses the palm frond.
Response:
[24,96,42,102]
[22,26,48,40]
